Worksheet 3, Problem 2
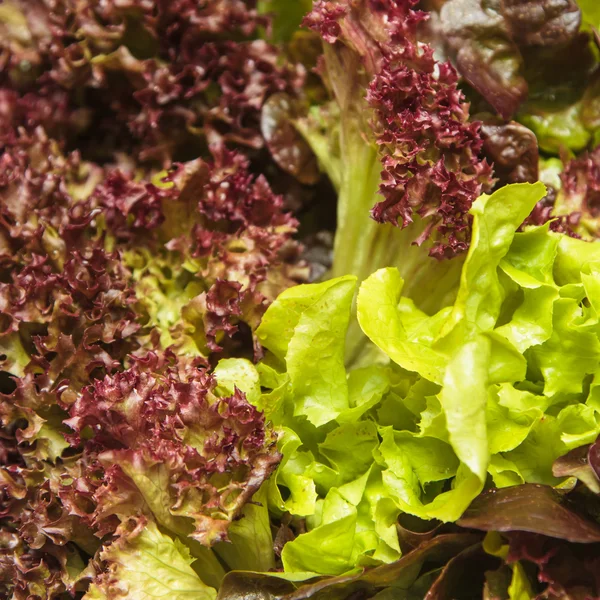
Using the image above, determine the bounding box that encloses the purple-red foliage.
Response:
[0,0,304,165]
[507,532,600,600]
[163,150,306,354]
[0,127,140,383]
[0,126,296,594]
[305,0,494,259]
[64,350,280,545]
[524,147,600,237]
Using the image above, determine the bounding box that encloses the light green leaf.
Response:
[214,486,275,572]
[488,455,525,488]
[263,276,356,427]
[84,521,216,600]
[504,416,566,485]
[357,268,446,384]
[527,298,600,396]
[557,404,600,448]
[554,235,600,285]
[438,335,491,481]
[578,0,600,29]
[319,421,379,484]
[257,276,356,363]
[508,562,534,600]
[519,102,591,154]
[497,383,552,414]
[337,365,390,423]
[213,358,261,406]
[486,331,527,384]
[581,265,600,316]
[269,427,318,517]
[440,182,547,343]
[495,285,558,353]
[36,418,70,462]
[503,223,559,286]
[374,427,477,522]
[0,331,29,376]
[486,388,538,455]
[103,457,225,588]
[417,395,449,442]
[281,489,358,575]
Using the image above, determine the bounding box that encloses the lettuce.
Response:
[2,2,600,599]
[255,181,600,576]
[0,110,302,597]
[0,0,305,165]
[438,0,600,154]
[294,0,599,366]
[291,0,496,363]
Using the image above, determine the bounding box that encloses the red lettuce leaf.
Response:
[304,0,494,259]
[479,115,539,185]
[64,350,280,545]
[458,484,600,543]
[0,0,306,166]
[507,532,600,600]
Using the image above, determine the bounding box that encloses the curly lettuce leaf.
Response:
[358,183,545,494]
[259,179,600,579]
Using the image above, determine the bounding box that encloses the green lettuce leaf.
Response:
[438,182,546,344]
[84,520,217,600]
[578,0,600,29]
[519,103,592,154]
[214,486,275,572]
[257,180,600,576]
[357,269,446,384]
[258,276,356,427]
[281,486,363,575]
[268,427,318,517]
[258,0,313,42]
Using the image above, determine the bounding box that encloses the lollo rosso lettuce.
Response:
[301,0,493,262]
[0,2,317,597]
[0,120,305,598]
[0,0,305,165]
[64,351,280,548]
[102,149,308,360]
[1,349,280,597]
[525,145,600,238]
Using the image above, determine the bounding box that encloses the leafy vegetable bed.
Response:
[2,1,600,599]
